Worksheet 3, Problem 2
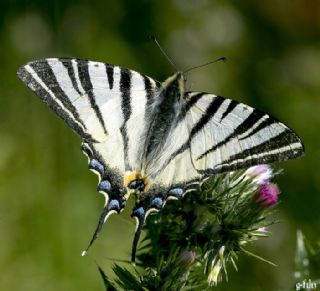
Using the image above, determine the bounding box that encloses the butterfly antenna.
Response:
[183,57,227,74]
[151,35,178,71]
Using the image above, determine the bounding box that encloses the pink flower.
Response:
[255,183,280,208]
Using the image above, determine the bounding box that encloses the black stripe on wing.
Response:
[29,60,88,132]
[60,59,83,95]
[238,117,276,141]
[197,108,266,160]
[180,92,206,120]
[119,68,132,171]
[185,92,206,111]
[220,99,238,121]
[106,66,114,90]
[17,64,93,141]
[77,60,108,135]
[220,129,303,165]
[199,129,304,175]
[189,95,225,137]
[158,95,225,170]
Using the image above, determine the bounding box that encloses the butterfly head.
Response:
[163,71,186,95]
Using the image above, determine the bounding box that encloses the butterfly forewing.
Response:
[17,58,160,141]
[182,92,304,174]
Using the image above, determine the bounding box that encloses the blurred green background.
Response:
[0,0,319,290]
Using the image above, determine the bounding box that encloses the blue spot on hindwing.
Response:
[108,199,120,211]
[168,187,184,199]
[133,207,145,217]
[151,197,163,209]
[98,180,112,192]
[89,158,105,175]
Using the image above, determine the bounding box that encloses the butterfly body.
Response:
[17,58,304,262]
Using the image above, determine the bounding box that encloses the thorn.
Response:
[81,250,87,257]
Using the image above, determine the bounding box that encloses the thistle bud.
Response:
[255,183,280,208]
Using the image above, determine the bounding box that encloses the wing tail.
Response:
[81,142,127,255]
[82,197,124,256]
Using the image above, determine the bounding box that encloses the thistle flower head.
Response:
[100,168,282,290]
[255,183,280,208]
[245,164,273,185]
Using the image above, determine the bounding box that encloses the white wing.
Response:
[185,92,304,174]
[17,58,162,254]
[17,58,163,172]
[147,91,304,185]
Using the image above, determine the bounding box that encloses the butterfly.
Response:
[17,58,304,262]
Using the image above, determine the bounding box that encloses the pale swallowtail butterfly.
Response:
[17,58,304,262]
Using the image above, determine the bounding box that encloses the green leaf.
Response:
[113,264,145,291]
[97,266,118,291]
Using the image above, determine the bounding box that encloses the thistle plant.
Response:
[100,165,281,290]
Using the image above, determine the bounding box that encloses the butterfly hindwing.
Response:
[81,142,127,255]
